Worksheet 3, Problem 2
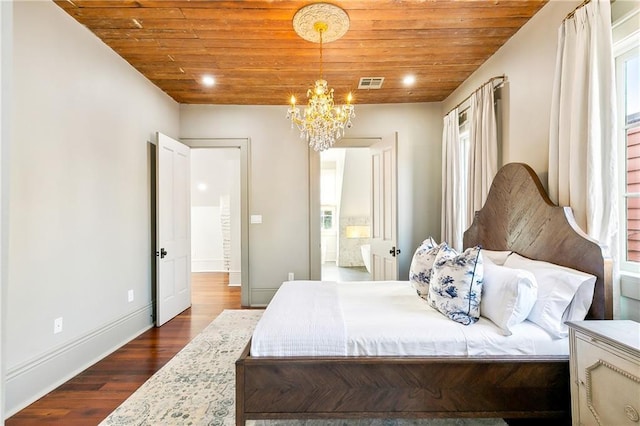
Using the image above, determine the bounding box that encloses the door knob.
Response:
[158,248,167,259]
[389,247,401,257]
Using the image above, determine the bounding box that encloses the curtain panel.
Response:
[441,108,463,250]
[468,83,499,227]
[441,81,499,251]
[548,0,618,316]
[548,0,618,247]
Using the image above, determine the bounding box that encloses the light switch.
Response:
[250,215,263,224]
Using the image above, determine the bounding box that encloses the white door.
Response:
[370,133,398,280]
[156,132,191,326]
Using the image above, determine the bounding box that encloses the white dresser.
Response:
[568,320,640,426]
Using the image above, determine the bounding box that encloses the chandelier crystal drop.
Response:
[286,3,355,152]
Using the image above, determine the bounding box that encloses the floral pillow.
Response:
[408,237,440,298]
[427,244,483,325]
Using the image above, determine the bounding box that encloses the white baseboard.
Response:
[5,303,154,417]
[229,270,241,286]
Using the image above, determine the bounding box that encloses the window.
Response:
[615,7,640,272]
[622,53,640,264]
[455,84,501,234]
[321,207,335,230]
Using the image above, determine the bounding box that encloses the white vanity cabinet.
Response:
[568,320,640,426]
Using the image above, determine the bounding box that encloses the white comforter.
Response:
[250,280,568,357]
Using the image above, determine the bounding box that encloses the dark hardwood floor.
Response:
[6,272,241,426]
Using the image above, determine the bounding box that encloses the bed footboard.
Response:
[236,342,571,425]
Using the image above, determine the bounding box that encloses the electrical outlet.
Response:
[288,272,294,281]
[54,317,63,334]
[128,289,134,302]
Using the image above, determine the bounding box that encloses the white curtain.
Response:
[467,82,499,226]
[441,108,463,250]
[548,0,618,256]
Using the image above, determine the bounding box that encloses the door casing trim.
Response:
[181,138,251,307]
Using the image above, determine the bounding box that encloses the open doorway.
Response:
[155,136,250,326]
[310,136,397,281]
[183,138,250,307]
[190,148,242,286]
[320,147,372,281]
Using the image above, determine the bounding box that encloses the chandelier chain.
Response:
[319,28,323,80]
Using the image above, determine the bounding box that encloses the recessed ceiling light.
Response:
[202,75,215,87]
[403,75,416,86]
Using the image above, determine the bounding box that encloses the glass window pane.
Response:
[627,127,640,193]
[626,55,640,126]
[618,30,640,269]
[627,197,640,262]
[321,209,333,230]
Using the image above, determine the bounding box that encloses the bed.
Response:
[235,162,613,425]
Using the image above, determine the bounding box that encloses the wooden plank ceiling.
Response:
[53,0,548,105]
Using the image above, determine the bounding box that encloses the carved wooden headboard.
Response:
[463,163,613,320]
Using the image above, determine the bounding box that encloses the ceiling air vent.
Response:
[358,77,385,90]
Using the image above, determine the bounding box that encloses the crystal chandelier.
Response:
[286,3,355,152]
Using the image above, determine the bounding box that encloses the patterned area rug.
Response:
[100,310,507,426]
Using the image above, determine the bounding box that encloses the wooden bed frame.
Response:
[236,163,613,425]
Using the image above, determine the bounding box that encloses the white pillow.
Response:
[481,260,538,336]
[562,278,597,323]
[481,249,512,266]
[503,253,596,338]
[427,244,483,325]
[409,237,440,299]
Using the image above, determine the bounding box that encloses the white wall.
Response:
[0,1,12,421]
[340,149,371,217]
[338,148,371,267]
[180,102,442,302]
[192,206,224,270]
[190,148,241,282]
[442,0,581,182]
[6,0,179,416]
